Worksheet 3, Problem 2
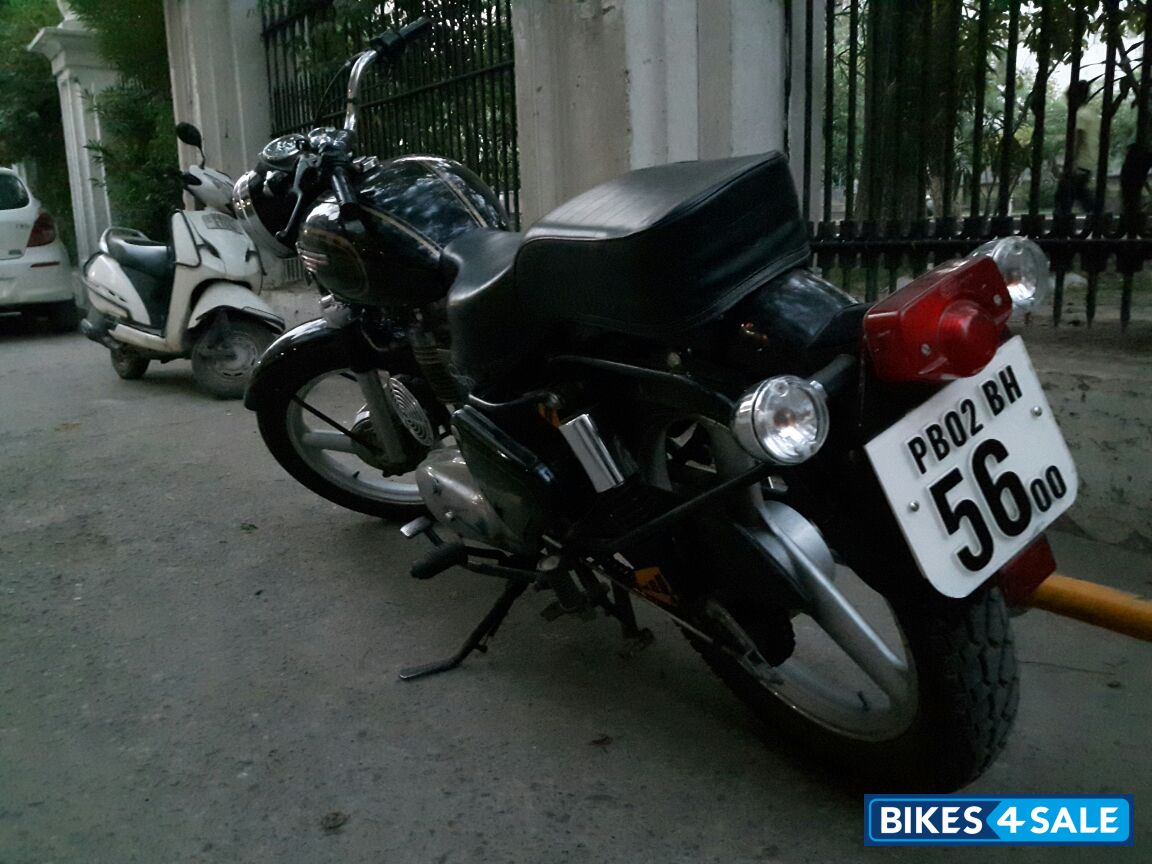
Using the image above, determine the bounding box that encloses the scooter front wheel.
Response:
[110,345,150,380]
[191,318,275,399]
[254,353,430,520]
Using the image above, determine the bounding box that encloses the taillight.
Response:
[28,210,57,247]
[997,535,1057,607]
[862,256,1011,382]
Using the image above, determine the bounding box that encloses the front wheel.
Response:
[253,351,432,520]
[110,345,150,380]
[191,318,275,399]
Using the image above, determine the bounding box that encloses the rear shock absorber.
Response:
[408,325,464,405]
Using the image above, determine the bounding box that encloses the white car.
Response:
[0,168,77,330]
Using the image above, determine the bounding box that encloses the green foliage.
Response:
[831,0,1149,222]
[85,84,183,240]
[68,0,181,238]
[0,0,73,254]
[65,0,171,94]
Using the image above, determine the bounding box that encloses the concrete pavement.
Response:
[0,321,1149,863]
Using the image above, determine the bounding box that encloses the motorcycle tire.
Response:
[688,579,1018,792]
[254,352,428,521]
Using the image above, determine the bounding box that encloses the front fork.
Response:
[321,295,410,465]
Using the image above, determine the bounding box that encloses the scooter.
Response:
[81,123,284,398]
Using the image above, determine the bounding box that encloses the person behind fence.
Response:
[1056,79,1098,215]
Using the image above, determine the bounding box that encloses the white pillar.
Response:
[163,0,271,184]
[28,18,118,262]
[512,0,823,226]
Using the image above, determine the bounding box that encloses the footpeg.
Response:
[400,515,434,538]
[410,542,467,580]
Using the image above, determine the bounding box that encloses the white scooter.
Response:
[82,123,284,398]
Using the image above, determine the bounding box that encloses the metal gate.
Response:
[796,0,1152,329]
[260,0,520,226]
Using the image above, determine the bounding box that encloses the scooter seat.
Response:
[103,230,173,281]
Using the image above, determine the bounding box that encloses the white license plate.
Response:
[864,336,1077,598]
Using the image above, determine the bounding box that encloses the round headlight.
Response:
[732,376,829,465]
[969,237,1050,317]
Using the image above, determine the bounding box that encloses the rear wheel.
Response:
[645,417,1018,791]
[254,352,435,520]
[110,345,150,380]
[690,576,1017,791]
[191,318,275,399]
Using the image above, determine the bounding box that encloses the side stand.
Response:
[398,575,532,681]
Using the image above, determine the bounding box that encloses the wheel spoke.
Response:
[300,430,359,454]
[775,528,910,701]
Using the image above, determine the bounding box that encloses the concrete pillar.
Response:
[28,15,118,262]
[512,0,824,226]
[163,0,271,185]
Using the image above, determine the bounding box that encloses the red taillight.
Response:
[997,535,1057,607]
[862,256,1011,382]
[28,210,56,247]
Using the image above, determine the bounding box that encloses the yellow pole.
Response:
[1027,574,1152,643]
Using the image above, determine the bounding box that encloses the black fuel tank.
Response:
[297,155,509,307]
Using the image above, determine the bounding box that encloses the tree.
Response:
[66,0,181,239]
[835,0,1150,223]
[0,0,72,253]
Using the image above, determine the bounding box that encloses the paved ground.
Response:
[1,320,1149,864]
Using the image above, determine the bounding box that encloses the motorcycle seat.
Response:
[515,152,810,339]
[102,229,173,282]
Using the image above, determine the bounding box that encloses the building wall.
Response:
[28,19,118,262]
[512,0,823,226]
[164,0,271,187]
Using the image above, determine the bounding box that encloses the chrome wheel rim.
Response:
[645,418,918,741]
[285,368,425,505]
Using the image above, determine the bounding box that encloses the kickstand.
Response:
[398,576,531,681]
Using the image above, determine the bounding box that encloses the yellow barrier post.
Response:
[1027,574,1152,642]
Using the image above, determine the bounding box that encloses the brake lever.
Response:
[276,152,322,244]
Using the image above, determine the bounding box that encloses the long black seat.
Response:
[515,152,810,339]
[104,230,172,281]
[100,228,174,327]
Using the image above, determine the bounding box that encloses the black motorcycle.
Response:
[236,19,1078,791]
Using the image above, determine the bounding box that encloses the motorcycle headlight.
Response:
[731,375,829,465]
[968,236,1050,317]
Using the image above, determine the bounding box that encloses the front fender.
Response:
[189,281,284,331]
[243,318,348,411]
[243,318,415,411]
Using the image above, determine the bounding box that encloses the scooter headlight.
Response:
[732,375,829,465]
[969,236,1050,317]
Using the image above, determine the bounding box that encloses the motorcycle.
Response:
[81,123,285,398]
[238,19,1078,791]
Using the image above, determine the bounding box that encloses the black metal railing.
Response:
[260,0,520,226]
[799,0,1152,330]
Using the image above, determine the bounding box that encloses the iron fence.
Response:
[260,0,520,227]
[799,0,1152,329]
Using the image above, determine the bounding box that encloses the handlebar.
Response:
[331,164,360,223]
[345,17,433,134]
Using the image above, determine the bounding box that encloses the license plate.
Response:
[864,336,1077,598]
